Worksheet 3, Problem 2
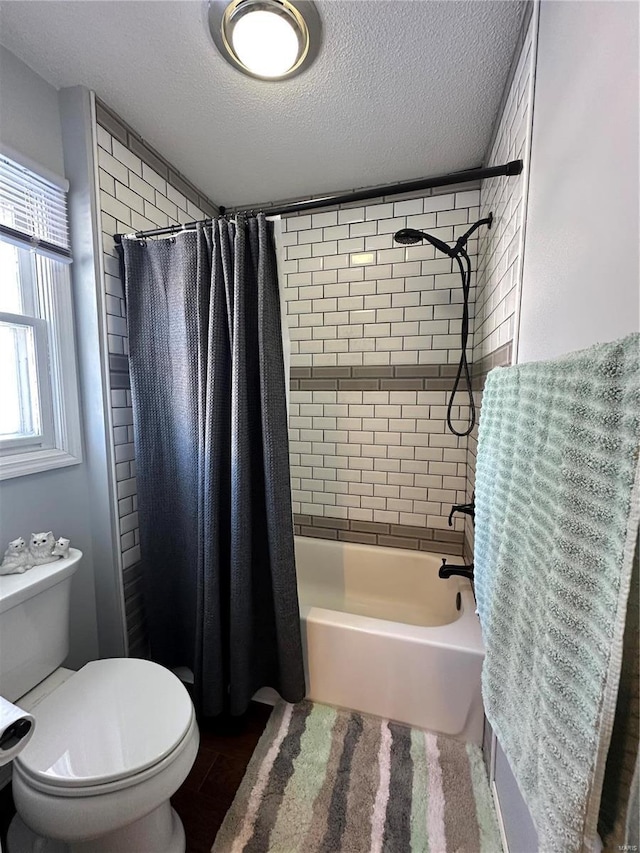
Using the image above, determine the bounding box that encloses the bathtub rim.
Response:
[299,583,482,656]
[295,534,483,656]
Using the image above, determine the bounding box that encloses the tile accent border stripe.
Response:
[464,539,474,567]
[123,561,149,658]
[108,361,468,393]
[471,341,513,390]
[96,99,219,219]
[294,513,464,555]
[109,354,131,390]
[290,363,469,392]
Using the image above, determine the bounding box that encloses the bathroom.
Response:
[0,0,637,851]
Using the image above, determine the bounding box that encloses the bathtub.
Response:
[294,536,485,745]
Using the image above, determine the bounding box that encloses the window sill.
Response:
[0,446,83,481]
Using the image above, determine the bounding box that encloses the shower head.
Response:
[393,228,454,257]
[394,228,426,245]
[394,214,494,259]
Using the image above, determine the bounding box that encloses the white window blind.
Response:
[0,153,71,262]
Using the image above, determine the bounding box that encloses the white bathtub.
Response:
[294,536,485,745]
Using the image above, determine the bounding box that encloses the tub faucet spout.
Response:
[448,501,475,526]
[439,559,474,581]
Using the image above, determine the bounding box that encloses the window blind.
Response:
[0,153,71,262]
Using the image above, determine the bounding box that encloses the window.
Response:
[0,151,82,479]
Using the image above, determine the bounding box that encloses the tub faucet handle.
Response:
[448,501,475,527]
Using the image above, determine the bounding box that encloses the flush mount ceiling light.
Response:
[208,0,321,80]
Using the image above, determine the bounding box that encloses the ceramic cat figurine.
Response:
[0,537,32,575]
[52,537,71,560]
[29,531,56,566]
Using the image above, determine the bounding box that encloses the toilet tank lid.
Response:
[15,658,194,789]
[0,548,83,615]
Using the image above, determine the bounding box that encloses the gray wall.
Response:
[0,473,99,669]
[0,47,100,668]
[0,45,64,176]
[518,0,639,362]
[60,88,128,659]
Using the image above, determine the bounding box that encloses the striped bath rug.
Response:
[212,701,502,853]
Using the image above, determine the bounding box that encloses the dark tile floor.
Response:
[0,782,15,851]
[0,701,273,853]
[173,701,273,853]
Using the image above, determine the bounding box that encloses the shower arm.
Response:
[450,213,493,258]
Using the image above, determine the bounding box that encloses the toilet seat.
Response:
[14,714,198,798]
[15,658,194,796]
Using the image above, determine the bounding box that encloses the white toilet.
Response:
[0,549,199,853]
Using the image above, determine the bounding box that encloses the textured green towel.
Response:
[475,333,640,853]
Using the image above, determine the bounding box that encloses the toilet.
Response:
[0,549,199,852]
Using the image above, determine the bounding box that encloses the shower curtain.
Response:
[120,214,305,717]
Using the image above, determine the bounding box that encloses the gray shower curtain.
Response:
[120,214,305,716]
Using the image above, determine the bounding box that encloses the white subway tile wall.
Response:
[473,16,534,361]
[280,187,481,532]
[98,126,207,576]
[288,385,470,531]
[465,16,535,558]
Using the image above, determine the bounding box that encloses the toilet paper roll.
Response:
[0,696,35,766]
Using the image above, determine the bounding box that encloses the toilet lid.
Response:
[15,658,194,789]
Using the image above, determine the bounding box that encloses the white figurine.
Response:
[52,537,71,560]
[0,537,32,575]
[28,531,56,566]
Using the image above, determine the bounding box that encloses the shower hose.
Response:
[448,249,475,438]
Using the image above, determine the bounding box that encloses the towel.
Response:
[474,333,640,853]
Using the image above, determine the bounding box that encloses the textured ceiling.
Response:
[0,0,525,206]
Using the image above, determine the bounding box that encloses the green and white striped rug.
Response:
[212,701,502,853]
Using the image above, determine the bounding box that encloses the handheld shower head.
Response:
[393,228,454,256]
[393,228,426,245]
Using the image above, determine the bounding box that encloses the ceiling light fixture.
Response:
[208,0,321,81]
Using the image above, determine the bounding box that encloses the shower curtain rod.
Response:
[113,159,522,243]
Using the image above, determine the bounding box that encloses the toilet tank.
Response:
[0,549,82,702]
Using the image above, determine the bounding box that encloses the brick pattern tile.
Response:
[281,189,480,371]
[288,379,468,531]
[473,17,534,361]
[465,16,535,557]
[293,514,464,556]
[281,187,481,532]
